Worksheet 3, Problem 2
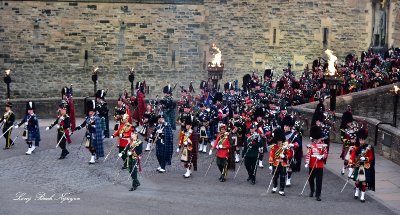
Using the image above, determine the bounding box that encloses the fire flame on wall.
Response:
[394,85,399,94]
[325,49,337,76]
[210,43,222,67]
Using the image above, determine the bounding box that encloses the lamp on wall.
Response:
[391,85,399,127]
[3,69,11,100]
[128,67,135,96]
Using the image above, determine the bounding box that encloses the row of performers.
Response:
[0,97,375,202]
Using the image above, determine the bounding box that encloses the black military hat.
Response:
[292,81,301,90]
[254,107,264,118]
[198,103,205,108]
[136,81,145,93]
[117,96,124,102]
[200,80,207,90]
[158,111,164,119]
[59,100,68,109]
[282,115,295,127]
[315,102,325,113]
[264,69,273,78]
[250,123,257,129]
[61,87,68,97]
[86,99,96,113]
[163,84,172,94]
[273,128,286,142]
[312,111,324,123]
[184,116,193,125]
[213,92,223,103]
[95,89,106,99]
[310,126,323,140]
[356,128,368,140]
[342,111,354,125]
[5,101,12,108]
[224,82,234,91]
[26,101,35,111]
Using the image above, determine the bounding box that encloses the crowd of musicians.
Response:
[3,48,397,198]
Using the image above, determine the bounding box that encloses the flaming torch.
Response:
[324,49,343,111]
[207,43,224,92]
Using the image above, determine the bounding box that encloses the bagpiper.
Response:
[126,129,143,191]
[177,117,197,178]
[154,112,174,173]
[242,123,263,185]
[269,128,293,196]
[46,101,72,159]
[112,114,133,169]
[1,101,15,149]
[95,89,110,138]
[229,107,245,163]
[61,86,76,131]
[197,103,211,153]
[142,104,157,151]
[75,100,104,164]
[209,123,232,182]
[14,101,41,155]
[349,128,375,203]
[282,115,302,187]
[305,126,328,201]
[161,84,176,130]
[340,110,357,177]
[113,96,127,131]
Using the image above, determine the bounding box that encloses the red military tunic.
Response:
[269,143,293,167]
[113,122,133,148]
[305,142,328,168]
[212,132,231,159]
[349,145,374,168]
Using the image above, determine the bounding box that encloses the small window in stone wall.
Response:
[273,28,277,45]
[323,27,329,49]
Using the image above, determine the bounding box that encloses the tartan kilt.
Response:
[100,117,106,131]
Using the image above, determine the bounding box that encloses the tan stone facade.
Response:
[0,0,398,98]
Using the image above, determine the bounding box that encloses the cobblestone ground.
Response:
[0,119,397,215]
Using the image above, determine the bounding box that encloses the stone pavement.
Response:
[0,119,397,215]
[319,139,400,214]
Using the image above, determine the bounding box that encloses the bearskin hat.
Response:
[282,115,295,127]
[59,100,68,109]
[273,128,286,142]
[198,103,205,108]
[292,81,301,90]
[254,107,264,118]
[250,123,257,129]
[26,101,35,111]
[184,116,193,125]
[310,126,323,140]
[5,101,12,108]
[136,81,145,93]
[200,80,207,90]
[357,128,368,140]
[86,99,96,113]
[315,102,325,114]
[213,92,223,103]
[163,84,172,94]
[264,69,273,78]
[341,111,354,125]
[61,87,69,97]
[312,111,324,124]
[242,74,252,91]
[95,89,106,99]
[276,80,285,91]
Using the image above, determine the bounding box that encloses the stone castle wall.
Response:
[0,0,398,99]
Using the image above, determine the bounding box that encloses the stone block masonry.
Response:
[0,0,398,99]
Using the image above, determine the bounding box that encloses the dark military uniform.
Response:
[1,102,15,149]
